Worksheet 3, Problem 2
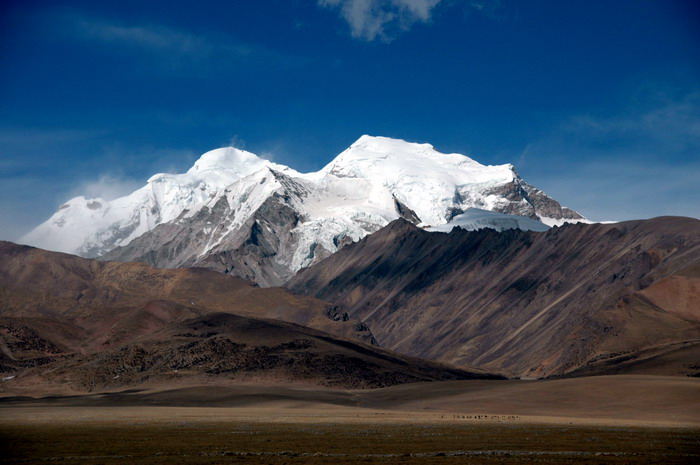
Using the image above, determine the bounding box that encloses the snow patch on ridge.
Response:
[427,208,550,233]
[539,216,593,227]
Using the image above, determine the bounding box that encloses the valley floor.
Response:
[1,375,699,464]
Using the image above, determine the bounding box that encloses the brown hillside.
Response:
[3,312,497,395]
[0,241,373,354]
[287,217,700,378]
[1,242,499,394]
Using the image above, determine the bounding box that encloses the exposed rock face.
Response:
[287,217,700,378]
[393,196,422,224]
[485,178,582,221]
[104,184,306,287]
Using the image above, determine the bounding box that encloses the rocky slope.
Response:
[3,312,498,394]
[22,136,583,286]
[0,240,373,355]
[287,217,700,378]
[0,241,499,393]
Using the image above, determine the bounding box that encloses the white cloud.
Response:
[0,132,202,241]
[228,134,247,150]
[468,0,505,20]
[319,0,443,41]
[0,173,142,243]
[95,145,199,178]
[259,151,277,162]
[73,174,142,201]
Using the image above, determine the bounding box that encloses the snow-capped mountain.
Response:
[21,135,585,286]
[21,147,287,257]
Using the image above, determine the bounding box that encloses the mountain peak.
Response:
[320,135,519,225]
[350,135,435,153]
[324,135,510,181]
[187,147,268,175]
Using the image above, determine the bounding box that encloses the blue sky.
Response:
[1,0,699,240]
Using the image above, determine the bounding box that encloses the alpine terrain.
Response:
[287,216,700,379]
[21,136,584,286]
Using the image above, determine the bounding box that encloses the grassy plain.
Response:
[2,410,698,464]
[2,376,699,464]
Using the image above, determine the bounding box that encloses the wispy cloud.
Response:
[95,145,199,178]
[0,127,108,175]
[0,127,106,146]
[319,0,443,42]
[520,90,700,221]
[560,92,700,155]
[51,10,306,73]
[0,172,143,242]
[70,174,142,202]
[227,134,248,150]
[0,127,200,241]
[467,0,505,21]
[67,13,251,61]
[533,159,700,222]
[0,176,63,242]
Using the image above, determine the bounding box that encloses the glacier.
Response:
[426,208,551,233]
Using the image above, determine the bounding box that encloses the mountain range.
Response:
[21,136,584,286]
[5,134,699,394]
[287,216,700,378]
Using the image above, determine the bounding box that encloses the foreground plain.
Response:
[2,375,699,464]
[2,417,698,464]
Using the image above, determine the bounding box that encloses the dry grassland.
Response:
[1,405,699,464]
[2,376,699,464]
